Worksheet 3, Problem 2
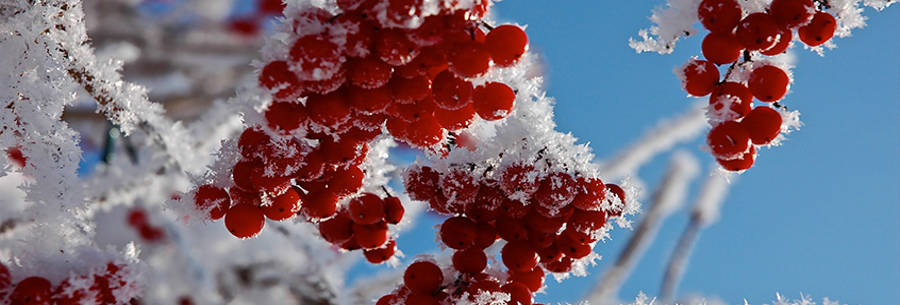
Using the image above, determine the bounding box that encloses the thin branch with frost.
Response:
[597,104,707,180]
[660,167,731,303]
[587,151,700,304]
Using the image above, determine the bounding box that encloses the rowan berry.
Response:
[348,57,392,89]
[259,61,302,100]
[404,166,440,201]
[318,210,354,244]
[440,216,477,249]
[264,187,300,221]
[10,276,53,305]
[403,261,443,294]
[364,239,397,264]
[770,0,815,28]
[709,82,753,120]
[376,29,418,66]
[473,82,516,121]
[707,120,751,158]
[798,11,836,47]
[760,27,793,56]
[697,0,742,33]
[452,248,487,273]
[434,104,476,131]
[432,70,473,110]
[702,32,742,65]
[289,35,343,81]
[735,13,780,51]
[717,145,757,171]
[502,241,538,272]
[301,190,340,221]
[680,59,719,97]
[500,282,533,305]
[225,203,265,238]
[485,25,528,67]
[353,221,389,249]
[571,177,606,210]
[741,106,783,145]
[449,42,492,78]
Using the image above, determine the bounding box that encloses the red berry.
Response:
[485,25,528,67]
[389,75,431,104]
[193,185,230,220]
[571,177,606,210]
[532,172,577,213]
[707,120,751,159]
[526,229,556,249]
[306,92,352,129]
[502,241,538,272]
[289,34,343,81]
[760,27,793,56]
[466,183,504,222]
[335,14,376,58]
[6,146,26,167]
[364,239,397,264]
[496,216,529,241]
[348,57,392,89]
[440,169,479,209]
[10,276,53,305]
[543,256,574,273]
[741,106,783,145]
[265,101,308,134]
[562,226,597,244]
[556,234,592,259]
[440,216,477,250]
[383,196,405,224]
[406,115,445,147]
[384,0,425,26]
[500,282,534,305]
[434,104,476,131]
[698,0,742,33]
[449,42,491,78]
[139,224,166,242]
[231,159,261,192]
[749,65,790,102]
[353,221,389,249]
[348,193,385,225]
[325,165,365,197]
[403,261,443,294]
[569,209,608,232]
[525,210,565,233]
[347,86,392,115]
[709,82,753,121]
[770,0,815,28]
[237,127,272,160]
[264,187,300,221]
[508,267,545,292]
[680,59,719,97]
[605,184,626,217]
[735,13,780,51]
[702,32,742,65]
[318,210,354,244]
[405,293,440,305]
[798,11,836,47]
[473,82,516,121]
[473,222,498,249]
[499,163,539,198]
[301,190,340,221]
[404,166,440,201]
[257,0,284,15]
[452,248,487,273]
[225,203,265,238]
[717,145,757,171]
[376,29,418,66]
[259,61,302,99]
[301,67,347,95]
[432,70,473,110]
[500,198,531,219]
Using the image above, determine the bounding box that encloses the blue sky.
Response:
[350,2,900,305]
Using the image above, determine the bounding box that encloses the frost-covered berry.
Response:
[403,261,443,294]
[383,196,405,224]
[770,0,815,29]
[502,241,538,272]
[605,183,626,217]
[363,239,397,264]
[265,101,308,134]
[532,172,577,212]
[508,267,545,292]
[717,145,757,171]
[798,11,836,47]
[760,27,793,56]
[709,82,753,120]
[348,193,385,225]
[735,13,780,51]
[406,115,445,147]
[707,121,751,158]
[390,75,431,104]
[306,92,352,129]
[680,59,719,97]
[289,35,344,81]
[301,190,340,221]
[473,82,516,121]
[571,177,606,210]
[404,166,440,201]
[439,169,480,209]
[741,106,783,145]
[500,282,534,305]
[376,29,419,66]
[194,185,231,220]
[485,25,528,67]
[702,32,742,65]
[259,61,302,100]
[225,203,265,238]
[434,104,476,131]
[748,65,790,102]
[263,187,300,221]
[697,0,742,33]
[348,57,392,89]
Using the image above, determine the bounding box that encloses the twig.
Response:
[659,168,732,303]
[587,151,699,304]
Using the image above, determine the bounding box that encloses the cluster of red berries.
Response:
[387,164,627,304]
[680,0,837,171]
[0,261,136,305]
[317,192,405,264]
[126,208,166,243]
[5,146,26,168]
[257,0,526,150]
